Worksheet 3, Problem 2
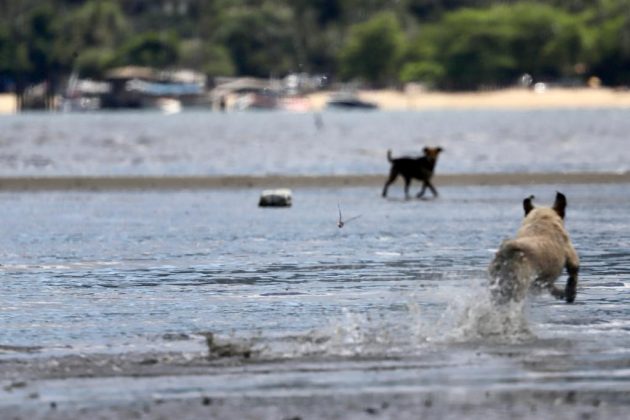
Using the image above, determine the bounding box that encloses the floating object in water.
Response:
[337,203,361,228]
[259,189,292,207]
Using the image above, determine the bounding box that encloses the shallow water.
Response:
[1,109,629,176]
[1,184,629,404]
[1,110,629,410]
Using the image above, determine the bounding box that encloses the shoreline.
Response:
[0,172,628,191]
[307,87,630,110]
[4,87,630,115]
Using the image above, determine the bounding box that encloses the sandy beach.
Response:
[0,172,628,191]
[3,86,630,115]
[308,86,630,110]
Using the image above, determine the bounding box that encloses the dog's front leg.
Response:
[416,182,427,198]
[549,265,578,302]
[564,263,578,303]
[426,180,438,197]
[564,248,579,303]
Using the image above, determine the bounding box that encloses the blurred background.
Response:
[1,0,629,112]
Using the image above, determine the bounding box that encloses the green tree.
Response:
[507,3,586,80]
[585,0,630,85]
[213,3,298,77]
[178,39,236,77]
[403,2,589,90]
[116,32,180,68]
[3,5,64,107]
[338,11,406,86]
[58,0,130,77]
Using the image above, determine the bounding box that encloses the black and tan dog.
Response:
[382,147,443,199]
[488,192,579,304]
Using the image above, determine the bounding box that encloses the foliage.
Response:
[2,0,630,92]
[212,3,298,77]
[178,40,236,77]
[405,3,591,89]
[116,32,180,68]
[339,12,406,86]
[59,0,130,77]
[585,0,630,85]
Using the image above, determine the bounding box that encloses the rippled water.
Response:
[1,185,628,364]
[1,109,630,176]
[1,110,629,410]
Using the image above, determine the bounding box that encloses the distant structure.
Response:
[101,66,208,109]
[210,74,325,112]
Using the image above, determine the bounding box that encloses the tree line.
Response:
[1,0,630,95]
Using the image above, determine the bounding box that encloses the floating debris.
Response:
[259,189,292,207]
[201,332,254,359]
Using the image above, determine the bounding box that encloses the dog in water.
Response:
[382,147,443,199]
[488,192,579,304]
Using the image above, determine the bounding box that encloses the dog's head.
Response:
[523,192,567,219]
[423,146,443,161]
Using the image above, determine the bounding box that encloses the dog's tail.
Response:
[387,149,393,162]
[488,242,534,305]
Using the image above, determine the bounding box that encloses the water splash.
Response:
[442,278,535,344]
[190,275,539,362]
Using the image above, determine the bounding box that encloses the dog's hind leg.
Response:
[403,176,412,199]
[488,246,532,305]
[382,170,398,197]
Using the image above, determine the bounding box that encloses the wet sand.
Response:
[1,350,629,419]
[0,172,628,191]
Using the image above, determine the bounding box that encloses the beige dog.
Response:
[488,192,579,304]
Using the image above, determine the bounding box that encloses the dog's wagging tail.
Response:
[489,192,579,304]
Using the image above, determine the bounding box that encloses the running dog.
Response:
[382,147,443,199]
[488,192,579,304]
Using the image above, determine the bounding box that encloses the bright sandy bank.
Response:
[308,87,630,110]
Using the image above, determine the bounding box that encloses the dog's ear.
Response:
[436,147,443,154]
[523,195,535,216]
[553,192,567,219]
[423,147,430,154]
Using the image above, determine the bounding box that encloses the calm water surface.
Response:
[0,109,629,176]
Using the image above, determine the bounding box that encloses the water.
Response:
[1,109,629,176]
[0,110,629,410]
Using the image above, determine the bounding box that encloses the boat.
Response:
[326,92,378,110]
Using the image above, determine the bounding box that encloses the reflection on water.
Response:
[0,109,629,176]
